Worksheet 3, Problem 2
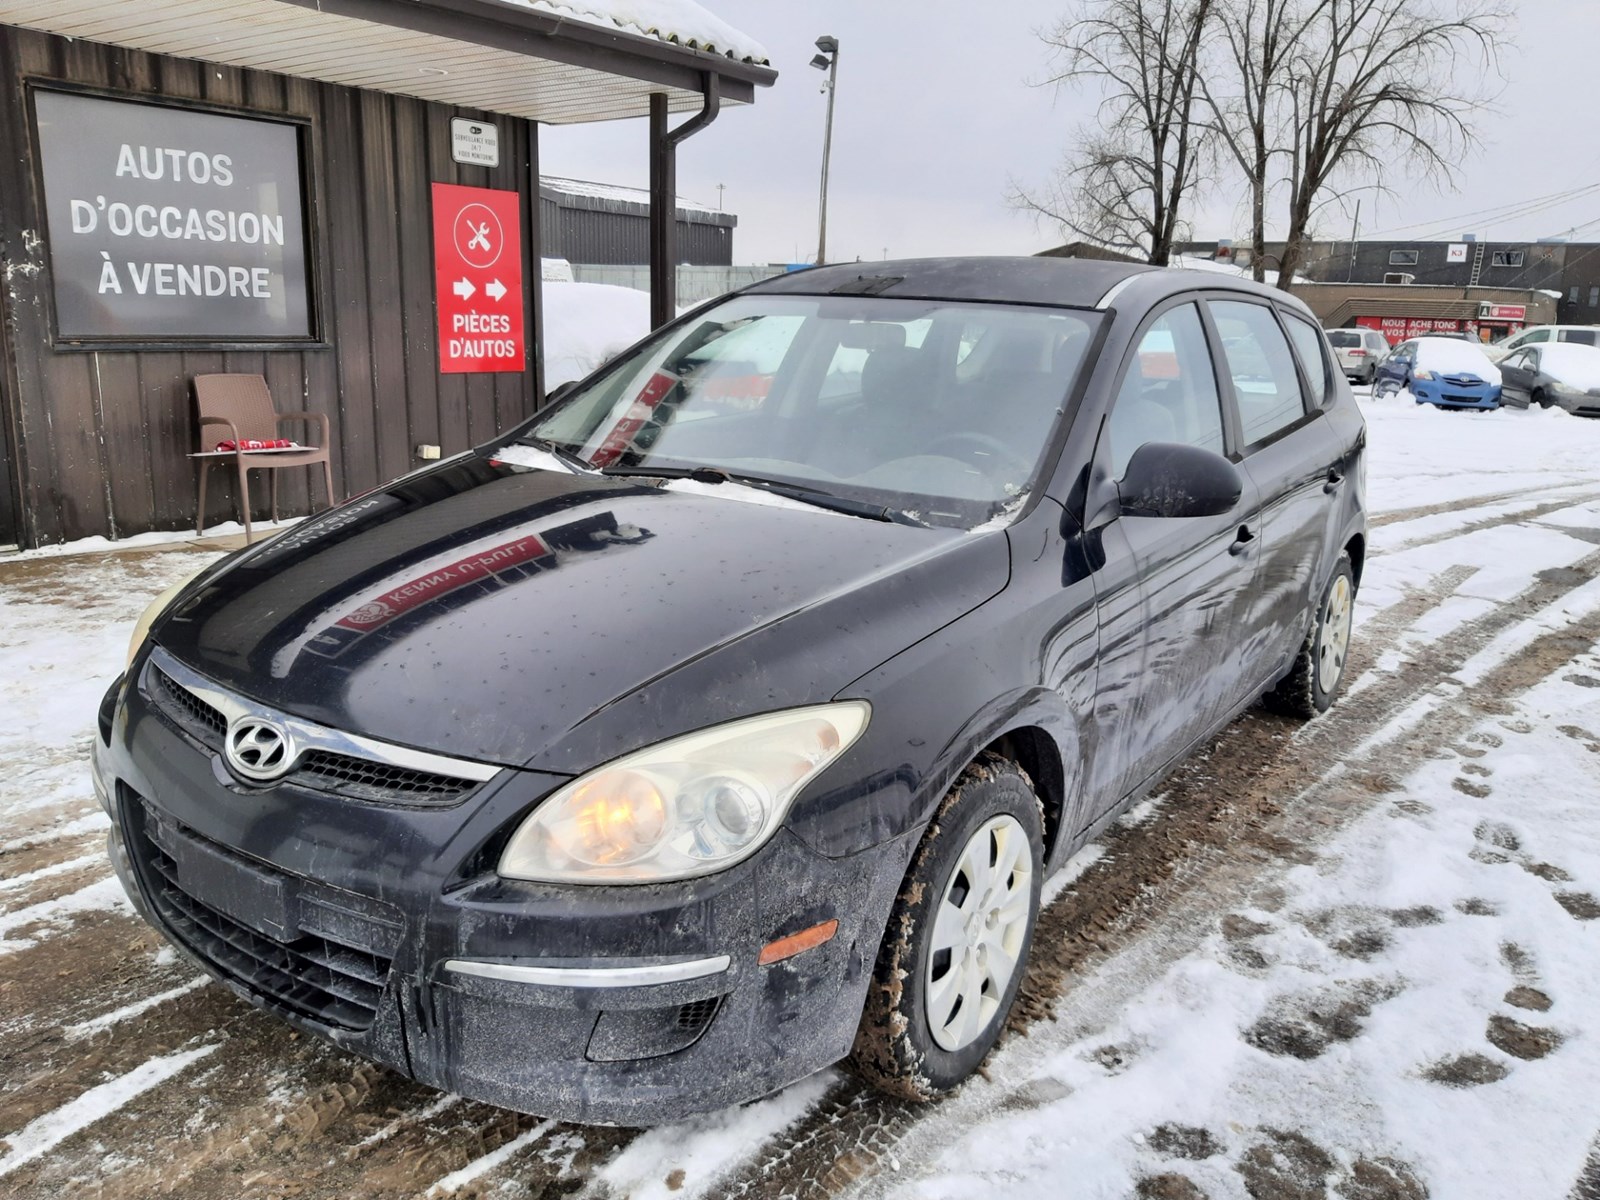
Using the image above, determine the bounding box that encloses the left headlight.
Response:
[498,702,871,885]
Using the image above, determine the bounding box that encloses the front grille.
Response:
[1443,393,1487,404]
[130,798,394,1031]
[146,664,481,807]
[297,750,475,802]
[153,666,226,748]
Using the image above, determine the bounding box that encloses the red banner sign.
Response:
[432,182,525,374]
[1355,315,1462,342]
[1484,304,1527,320]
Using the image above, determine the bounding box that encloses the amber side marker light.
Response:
[759,919,840,966]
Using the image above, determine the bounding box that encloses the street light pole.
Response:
[810,37,839,265]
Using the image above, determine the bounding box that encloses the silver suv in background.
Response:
[1483,325,1600,363]
[1325,327,1391,384]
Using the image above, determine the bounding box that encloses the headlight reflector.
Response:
[498,702,870,884]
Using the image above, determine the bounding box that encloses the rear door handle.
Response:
[1228,525,1256,556]
[1323,468,1345,494]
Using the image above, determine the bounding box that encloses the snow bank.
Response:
[541,280,652,387]
[1413,337,1500,382]
[509,0,768,62]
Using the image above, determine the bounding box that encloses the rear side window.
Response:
[1106,303,1225,479]
[1560,329,1599,347]
[1209,300,1309,446]
[1283,313,1332,407]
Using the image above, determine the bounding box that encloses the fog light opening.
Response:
[758,918,840,966]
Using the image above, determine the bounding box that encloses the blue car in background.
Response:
[1374,336,1502,409]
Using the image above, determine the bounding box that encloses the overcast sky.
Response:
[540,1,1600,264]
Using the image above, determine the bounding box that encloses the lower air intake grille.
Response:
[130,800,393,1032]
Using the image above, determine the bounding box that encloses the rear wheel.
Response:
[1264,554,1356,720]
[849,753,1043,1100]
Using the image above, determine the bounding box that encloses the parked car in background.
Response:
[96,258,1367,1126]
[1375,336,1502,409]
[1325,328,1391,384]
[1482,325,1600,363]
[1498,342,1600,415]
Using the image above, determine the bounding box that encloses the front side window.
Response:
[1105,303,1224,479]
[1283,313,1332,407]
[1209,300,1309,446]
[526,295,1100,529]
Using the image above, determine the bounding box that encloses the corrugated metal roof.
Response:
[541,175,722,217]
[513,0,768,64]
[0,0,775,124]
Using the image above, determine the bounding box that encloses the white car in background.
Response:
[1482,325,1600,363]
[1324,328,1391,384]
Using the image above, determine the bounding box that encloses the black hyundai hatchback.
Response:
[95,258,1365,1124]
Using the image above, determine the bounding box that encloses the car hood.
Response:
[151,453,1010,771]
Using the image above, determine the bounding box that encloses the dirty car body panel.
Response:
[98,258,1367,1124]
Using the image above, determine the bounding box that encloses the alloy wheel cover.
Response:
[925,813,1033,1052]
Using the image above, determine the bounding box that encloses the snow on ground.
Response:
[2,390,1600,1196]
[541,279,653,387]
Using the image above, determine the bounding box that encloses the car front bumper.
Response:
[95,664,913,1125]
[1412,380,1500,409]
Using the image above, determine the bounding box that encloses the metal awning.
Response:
[0,0,776,123]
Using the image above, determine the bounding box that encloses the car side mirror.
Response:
[1118,442,1244,520]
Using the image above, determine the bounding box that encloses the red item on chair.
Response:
[217,438,297,451]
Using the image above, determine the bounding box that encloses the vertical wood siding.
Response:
[0,27,539,546]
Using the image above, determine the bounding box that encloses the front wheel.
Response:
[1533,389,1552,409]
[848,753,1043,1100]
[1264,553,1356,720]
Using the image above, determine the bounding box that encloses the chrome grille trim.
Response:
[145,646,502,786]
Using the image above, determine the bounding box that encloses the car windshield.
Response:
[1414,337,1496,376]
[519,294,1100,529]
[1540,343,1600,389]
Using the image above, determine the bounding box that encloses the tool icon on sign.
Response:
[453,203,505,269]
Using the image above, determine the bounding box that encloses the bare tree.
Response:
[1196,0,1330,281]
[1013,0,1216,265]
[1272,0,1506,288]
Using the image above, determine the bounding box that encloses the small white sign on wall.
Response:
[450,118,500,168]
[1447,243,1469,263]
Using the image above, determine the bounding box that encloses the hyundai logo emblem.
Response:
[225,717,294,782]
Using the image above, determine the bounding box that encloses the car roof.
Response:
[744,256,1313,315]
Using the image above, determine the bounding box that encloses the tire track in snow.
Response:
[704,551,1600,1199]
[1371,489,1600,558]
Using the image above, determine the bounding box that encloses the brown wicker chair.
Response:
[193,373,337,540]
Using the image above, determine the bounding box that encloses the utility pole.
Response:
[810,36,839,265]
[1347,199,1360,283]
[716,183,726,212]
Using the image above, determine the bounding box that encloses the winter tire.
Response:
[848,752,1044,1100]
[1533,389,1552,409]
[1264,553,1356,720]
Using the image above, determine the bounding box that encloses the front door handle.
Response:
[1323,467,1345,495]
[1228,525,1256,556]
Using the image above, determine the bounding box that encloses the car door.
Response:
[1210,299,1343,691]
[1083,300,1262,811]
[1499,349,1536,408]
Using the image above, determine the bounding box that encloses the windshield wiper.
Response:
[512,434,595,474]
[600,465,929,527]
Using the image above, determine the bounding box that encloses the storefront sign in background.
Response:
[33,90,312,341]
[1356,315,1463,342]
[432,182,526,374]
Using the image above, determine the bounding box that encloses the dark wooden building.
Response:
[0,0,774,549]
[541,176,737,266]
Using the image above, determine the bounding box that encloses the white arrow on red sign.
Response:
[486,279,508,301]
[453,278,476,300]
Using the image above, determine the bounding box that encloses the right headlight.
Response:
[125,566,209,670]
[498,702,870,885]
